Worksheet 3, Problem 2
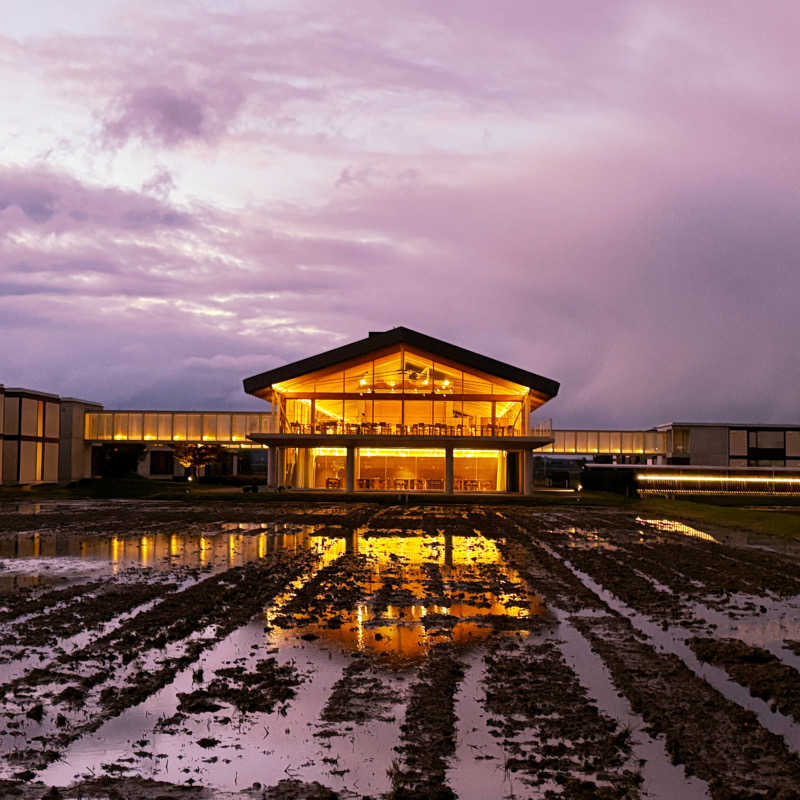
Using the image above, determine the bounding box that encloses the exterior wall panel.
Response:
[19,440,37,483]
[688,426,729,466]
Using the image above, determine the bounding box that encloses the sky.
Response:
[1,1,798,427]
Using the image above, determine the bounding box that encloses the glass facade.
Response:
[280,446,508,492]
[85,411,272,444]
[536,430,666,455]
[274,346,528,438]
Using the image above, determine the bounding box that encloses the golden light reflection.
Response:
[140,536,153,567]
[265,530,544,660]
[2,525,542,662]
[635,517,719,543]
[199,536,211,566]
[111,536,121,573]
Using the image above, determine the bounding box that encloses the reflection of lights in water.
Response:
[111,536,121,574]
[266,531,546,660]
[356,603,366,651]
[24,525,542,660]
[140,536,152,567]
[199,536,211,566]
[636,517,719,543]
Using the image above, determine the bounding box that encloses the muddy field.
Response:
[0,499,799,799]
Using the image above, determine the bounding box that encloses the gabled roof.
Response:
[243,326,560,398]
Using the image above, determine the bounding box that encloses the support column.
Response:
[267,447,282,488]
[445,446,454,494]
[345,446,355,493]
[231,454,238,477]
[523,449,534,495]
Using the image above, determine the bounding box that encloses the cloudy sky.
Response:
[1,1,798,426]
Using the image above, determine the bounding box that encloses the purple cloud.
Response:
[1,2,799,428]
[102,84,242,147]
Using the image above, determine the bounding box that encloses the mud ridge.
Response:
[388,643,465,799]
[689,636,800,722]
[573,614,800,799]
[483,636,642,797]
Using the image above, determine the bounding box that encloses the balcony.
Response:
[280,419,552,439]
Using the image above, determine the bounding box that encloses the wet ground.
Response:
[1,500,799,799]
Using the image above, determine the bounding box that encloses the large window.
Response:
[84,412,272,442]
[454,450,505,492]
[272,345,529,436]
[357,447,445,491]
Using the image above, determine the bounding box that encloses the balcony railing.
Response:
[279,419,553,438]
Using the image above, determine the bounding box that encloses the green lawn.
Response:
[633,496,800,541]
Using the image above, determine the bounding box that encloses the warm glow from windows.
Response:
[358,447,446,458]
[453,449,503,458]
[313,447,347,456]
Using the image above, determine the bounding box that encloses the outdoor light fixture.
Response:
[637,474,800,484]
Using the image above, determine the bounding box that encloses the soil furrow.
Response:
[689,637,800,723]
[573,614,800,799]
[482,636,643,797]
[388,643,465,799]
[1,549,316,773]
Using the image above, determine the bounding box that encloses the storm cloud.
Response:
[1,1,798,426]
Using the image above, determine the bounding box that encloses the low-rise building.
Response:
[2,327,799,493]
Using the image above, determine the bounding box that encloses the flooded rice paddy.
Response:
[1,500,800,799]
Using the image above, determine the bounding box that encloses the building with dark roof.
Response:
[242,327,559,493]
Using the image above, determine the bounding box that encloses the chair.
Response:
[326,477,341,489]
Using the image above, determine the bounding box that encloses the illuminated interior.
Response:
[537,429,666,455]
[273,346,529,437]
[276,446,509,492]
[85,411,272,443]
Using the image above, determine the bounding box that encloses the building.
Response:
[2,327,800,494]
[1,386,61,485]
[655,422,800,468]
[241,326,559,494]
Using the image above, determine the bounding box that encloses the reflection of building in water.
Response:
[0,524,321,572]
[0,524,545,659]
[267,530,546,660]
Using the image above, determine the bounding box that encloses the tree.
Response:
[172,443,225,479]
